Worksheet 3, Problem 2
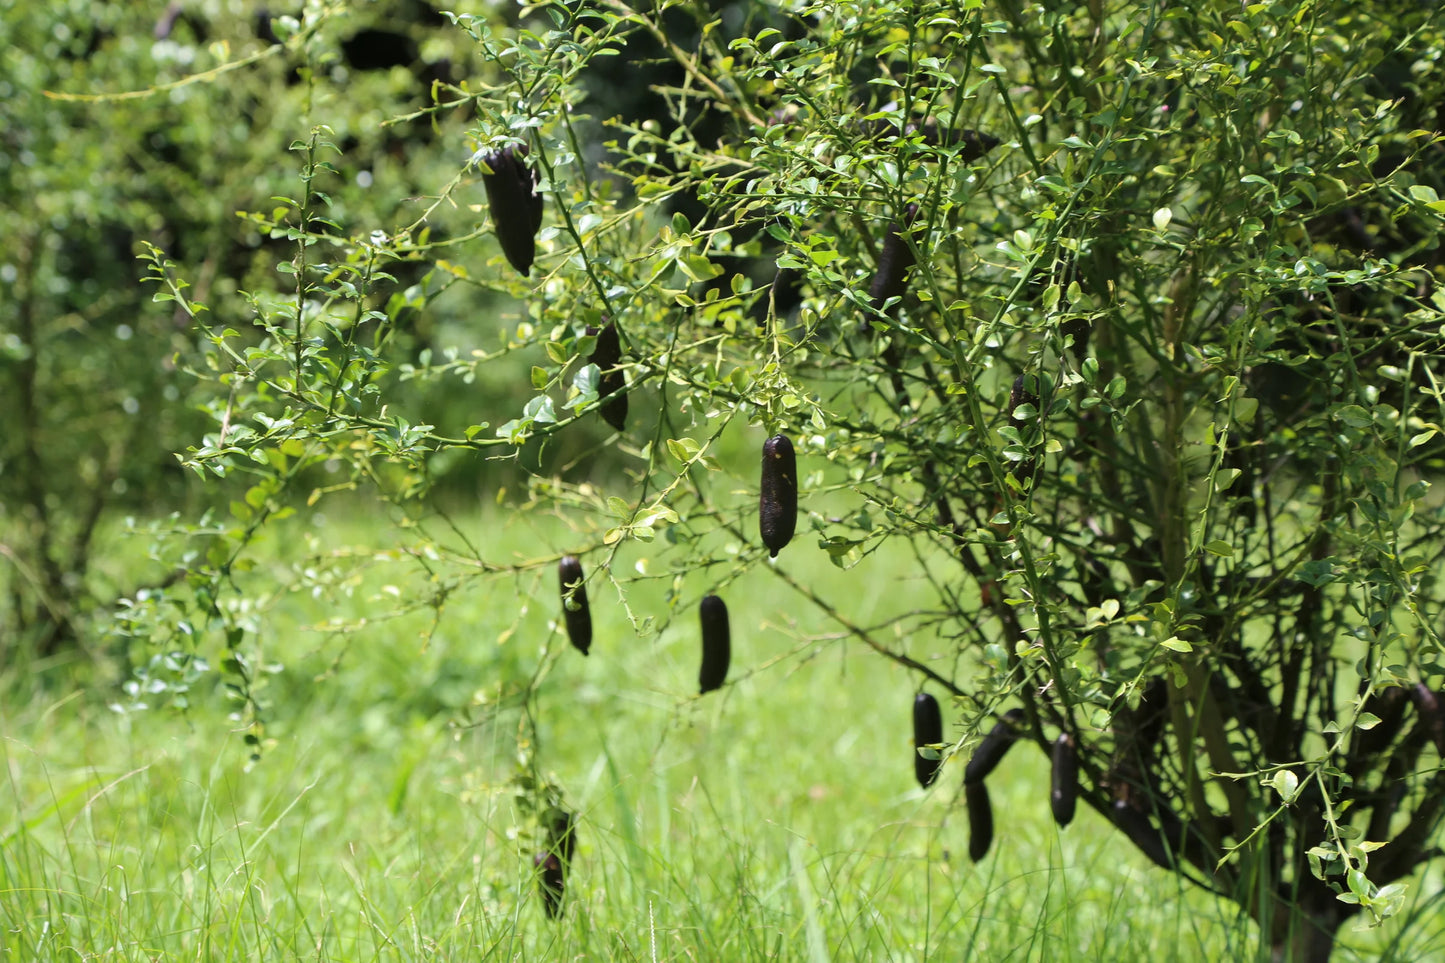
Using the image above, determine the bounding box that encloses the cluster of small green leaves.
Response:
[122,0,1445,951]
[557,0,1445,946]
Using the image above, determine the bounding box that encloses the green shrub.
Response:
[121,1,1445,958]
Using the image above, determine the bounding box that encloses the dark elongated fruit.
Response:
[965,780,994,861]
[759,434,798,558]
[154,1,183,39]
[749,266,804,330]
[867,203,921,320]
[1116,677,1169,767]
[964,708,1025,784]
[1136,677,1170,755]
[558,556,591,656]
[906,123,1001,161]
[1409,684,1445,755]
[534,851,565,918]
[770,266,802,315]
[544,807,577,866]
[1008,374,1039,417]
[586,319,627,431]
[1008,375,1041,484]
[698,594,730,694]
[949,127,1001,162]
[857,119,1000,160]
[480,144,543,276]
[1110,799,1173,870]
[913,692,944,788]
[1050,734,1078,827]
[1367,777,1407,844]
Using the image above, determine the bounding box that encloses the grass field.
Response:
[4,506,1444,961]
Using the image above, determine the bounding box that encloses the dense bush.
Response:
[67,0,1445,959]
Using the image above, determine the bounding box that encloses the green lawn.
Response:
[4,507,1443,961]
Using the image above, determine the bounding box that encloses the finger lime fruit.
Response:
[964,708,1024,784]
[866,203,921,321]
[698,594,730,694]
[534,851,565,918]
[586,319,627,431]
[558,555,591,656]
[1050,734,1078,827]
[1110,800,1173,870]
[913,692,944,788]
[1410,683,1445,755]
[544,806,577,866]
[966,780,994,861]
[1008,374,1041,485]
[759,434,797,558]
[480,144,543,276]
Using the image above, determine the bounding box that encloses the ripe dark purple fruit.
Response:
[964,708,1024,784]
[1050,734,1078,827]
[558,555,591,656]
[867,203,921,321]
[586,320,627,431]
[759,434,797,558]
[966,780,994,861]
[913,692,944,788]
[950,127,1001,161]
[545,807,577,866]
[534,851,565,918]
[857,120,999,160]
[1134,676,1169,758]
[480,144,544,276]
[1008,374,1041,485]
[1110,799,1182,870]
[1008,374,1039,417]
[1409,683,1445,755]
[698,594,730,694]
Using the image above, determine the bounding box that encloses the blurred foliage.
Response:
[0,0,566,661]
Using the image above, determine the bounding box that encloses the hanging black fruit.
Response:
[1134,676,1170,759]
[913,692,944,788]
[1007,374,1041,485]
[586,319,627,431]
[964,708,1025,784]
[950,127,1001,161]
[1008,374,1039,417]
[698,594,730,694]
[480,144,544,276]
[1050,734,1078,827]
[759,434,797,558]
[1410,683,1445,755]
[855,117,999,161]
[533,851,565,918]
[966,780,994,861]
[544,807,577,866]
[558,555,591,656]
[866,203,921,322]
[1110,799,1173,870]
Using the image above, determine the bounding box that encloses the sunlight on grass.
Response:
[4,507,1445,960]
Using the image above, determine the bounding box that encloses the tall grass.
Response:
[3,507,1443,961]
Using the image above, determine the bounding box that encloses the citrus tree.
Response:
[132,0,1445,958]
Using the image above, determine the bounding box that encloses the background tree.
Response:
[110,0,1445,959]
[0,0,484,664]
